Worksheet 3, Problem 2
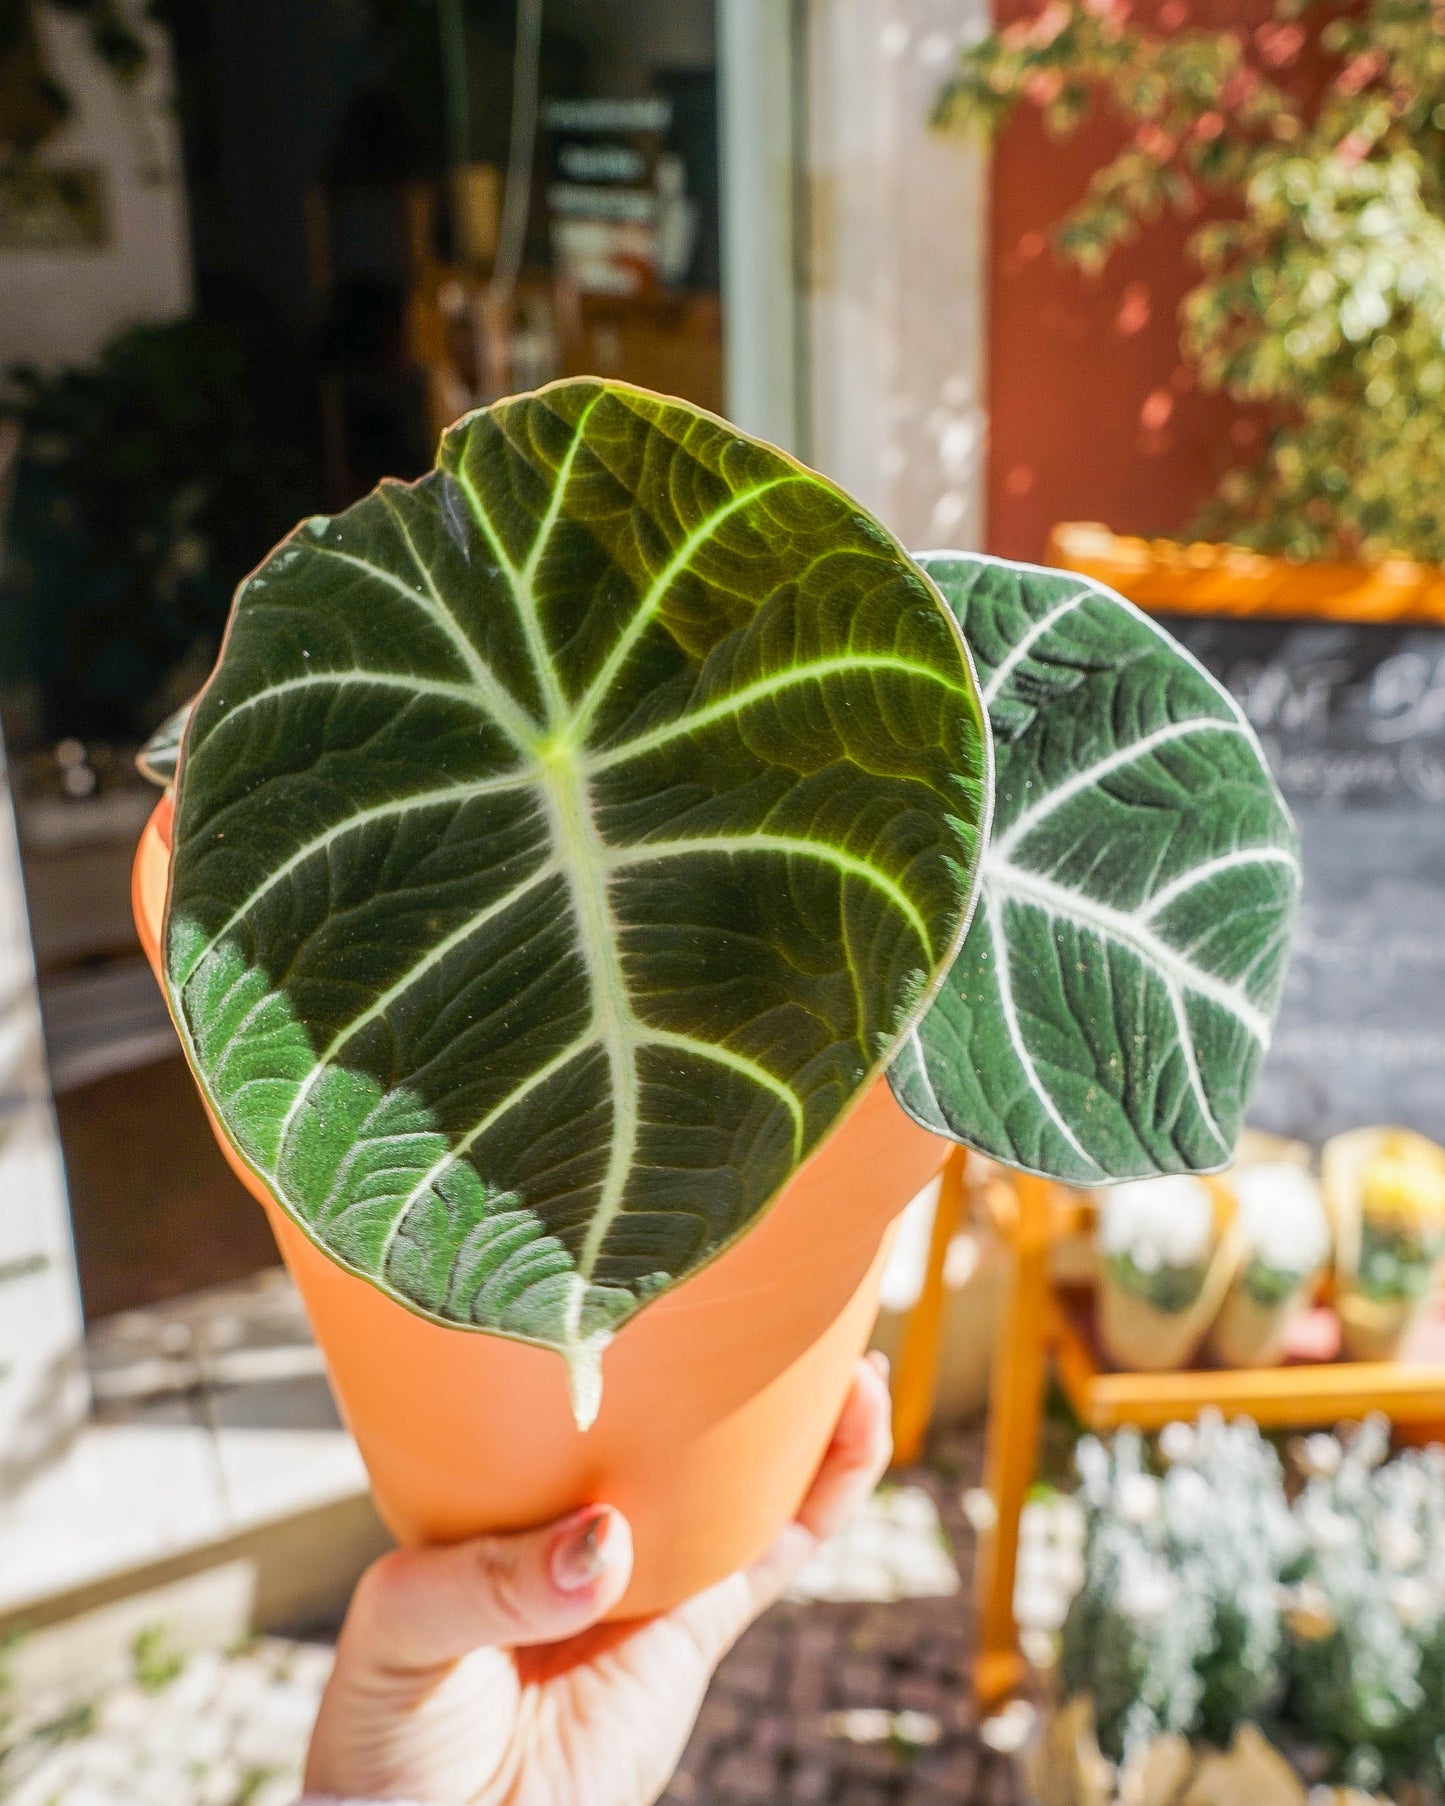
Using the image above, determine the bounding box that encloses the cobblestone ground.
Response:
[1,1430,1023,1806]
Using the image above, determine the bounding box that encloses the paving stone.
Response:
[710,1748,781,1799]
[789,1754,836,1800]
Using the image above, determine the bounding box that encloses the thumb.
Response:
[347,1504,634,1669]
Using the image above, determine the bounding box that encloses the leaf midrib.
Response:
[536,747,639,1280]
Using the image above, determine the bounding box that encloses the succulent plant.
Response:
[1234,1162,1331,1309]
[1354,1139,1445,1306]
[1061,1415,1298,1759]
[1062,1429,1212,1759]
[1098,1177,1218,1314]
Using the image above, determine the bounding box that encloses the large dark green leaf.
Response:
[164,381,987,1421]
[888,554,1299,1186]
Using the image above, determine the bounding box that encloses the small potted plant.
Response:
[1094,1176,1238,1372]
[937,0,1445,597]
[1324,1126,1445,1361]
[1208,1159,1331,1369]
[134,381,1298,1613]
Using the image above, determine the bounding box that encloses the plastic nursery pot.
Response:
[134,797,951,1618]
[1325,1127,1445,1364]
[1096,1178,1241,1374]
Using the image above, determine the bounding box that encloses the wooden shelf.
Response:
[1051,1285,1445,1432]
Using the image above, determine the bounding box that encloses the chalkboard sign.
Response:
[1165,616,1445,1150]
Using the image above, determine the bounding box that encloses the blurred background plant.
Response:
[1062,1416,1301,1762]
[0,315,318,742]
[936,0,1445,566]
[1056,1416,1445,1798]
[1286,1419,1445,1797]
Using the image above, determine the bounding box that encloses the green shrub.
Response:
[937,0,1445,564]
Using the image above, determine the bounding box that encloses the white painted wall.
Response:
[0,5,192,372]
[804,0,989,548]
[719,0,802,453]
[0,739,89,1494]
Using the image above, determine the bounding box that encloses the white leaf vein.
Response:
[590,653,977,771]
[1138,846,1297,923]
[182,772,539,983]
[606,833,934,959]
[987,857,1273,1045]
[979,587,1092,708]
[984,891,1105,1179]
[993,717,1249,859]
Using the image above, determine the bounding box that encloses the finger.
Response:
[665,1356,893,1666]
[745,1351,892,1611]
[797,1350,892,1542]
[346,1504,634,1670]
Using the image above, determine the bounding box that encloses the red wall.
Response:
[984,3,1276,562]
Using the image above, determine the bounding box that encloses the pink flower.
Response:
[1335,52,1382,97]
[1135,121,1177,159]
[1029,1,1073,48]
[1254,21,1304,67]
[1336,128,1372,166]
[1026,69,1065,103]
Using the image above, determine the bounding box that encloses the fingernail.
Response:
[867,1350,891,1383]
[550,1506,612,1593]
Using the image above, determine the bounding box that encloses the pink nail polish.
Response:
[550,1507,611,1592]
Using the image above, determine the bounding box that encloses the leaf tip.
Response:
[565,1330,611,1432]
[563,1275,613,1432]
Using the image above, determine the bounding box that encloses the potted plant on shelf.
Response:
[1208,1159,1331,1369]
[133,379,1298,1616]
[936,0,1445,616]
[1325,1126,1445,1361]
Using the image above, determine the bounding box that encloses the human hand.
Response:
[303,1352,892,1806]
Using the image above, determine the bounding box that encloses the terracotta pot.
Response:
[134,798,950,1617]
[1047,520,1445,626]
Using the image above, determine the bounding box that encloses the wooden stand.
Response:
[888,1158,1445,1708]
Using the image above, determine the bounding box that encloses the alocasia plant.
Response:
[156,380,988,1422]
[145,380,1300,1423]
